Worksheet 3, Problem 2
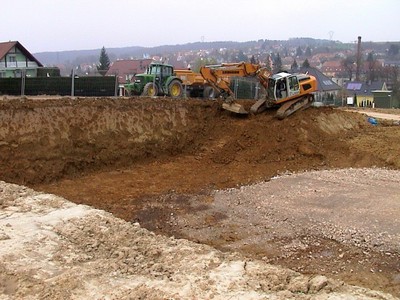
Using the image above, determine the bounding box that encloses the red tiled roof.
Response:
[322,61,342,68]
[0,41,16,59]
[106,59,153,83]
[321,60,344,73]
[0,41,43,66]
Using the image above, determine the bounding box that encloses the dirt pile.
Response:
[0,181,396,299]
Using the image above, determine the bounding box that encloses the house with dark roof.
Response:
[106,59,153,96]
[344,80,389,107]
[300,67,342,104]
[0,41,43,78]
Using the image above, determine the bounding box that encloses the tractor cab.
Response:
[147,63,173,84]
[267,72,301,101]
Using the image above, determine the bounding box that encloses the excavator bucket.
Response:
[222,102,248,114]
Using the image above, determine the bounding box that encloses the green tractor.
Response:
[124,62,183,98]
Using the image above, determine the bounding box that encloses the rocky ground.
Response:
[1,97,400,298]
[0,178,398,299]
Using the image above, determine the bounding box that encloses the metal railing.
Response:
[231,77,266,100]
[0,62,39,69]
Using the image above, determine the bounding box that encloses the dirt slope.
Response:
[1,97,399,187]
[1,97,400,297]
[30,100,400,217]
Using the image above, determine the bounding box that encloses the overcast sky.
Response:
[3,0,399,53]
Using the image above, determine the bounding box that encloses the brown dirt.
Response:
[1,97,400,297]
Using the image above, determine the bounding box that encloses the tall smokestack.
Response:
[356,36,362,81]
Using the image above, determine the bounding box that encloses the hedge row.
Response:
[0,76,117,96]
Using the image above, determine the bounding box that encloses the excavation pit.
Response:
[1,97,400,297]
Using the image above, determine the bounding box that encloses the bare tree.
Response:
[273,53,282,73]
[342,56,356,81]
[291,59,298,72]
[366,52,376,81]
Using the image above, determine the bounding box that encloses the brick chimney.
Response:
[356,36,362,81]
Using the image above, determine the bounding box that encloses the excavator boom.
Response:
[199,62,262,114]
[199,65,235,98]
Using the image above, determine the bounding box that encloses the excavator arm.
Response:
[199,66,235,99]
[199,62,262,114]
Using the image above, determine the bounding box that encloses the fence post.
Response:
[255,82,259,100]
[114,75,119,97]
[234,78,238,99]
[21,69,26,96]
[71,69,75,97]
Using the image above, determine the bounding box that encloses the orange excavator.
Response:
[200,62,317,119]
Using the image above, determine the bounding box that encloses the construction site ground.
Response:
[1,97,400,299]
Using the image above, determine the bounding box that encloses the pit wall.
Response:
[0,98,217,184]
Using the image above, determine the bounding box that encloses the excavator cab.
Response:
[251,71,317,118]
[267,72,301,102]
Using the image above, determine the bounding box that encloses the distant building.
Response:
[106,59,153,84]
[320,61,345,78]
[344,80,389,107]
[372,90,396,108]
[383,60,400,68]
[0,41,43,78]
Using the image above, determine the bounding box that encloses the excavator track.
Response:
[276,94,314,120]
[250,98,275,114]
[250,98,267,114]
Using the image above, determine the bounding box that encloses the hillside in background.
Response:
[33,38,400,77]
[34,41,248,66]
[33,38,340,66]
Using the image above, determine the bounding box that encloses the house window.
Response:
[14,69,22,78]
[8,55,16,62]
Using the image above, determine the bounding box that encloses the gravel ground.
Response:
[178,168,400,251]
[224,168,400,251]
[172,168,400,296]
[0,178,398,299]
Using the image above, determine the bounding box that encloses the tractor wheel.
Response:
[203,86,218,99]
[142,82,158,97]
[168,80,183,98]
